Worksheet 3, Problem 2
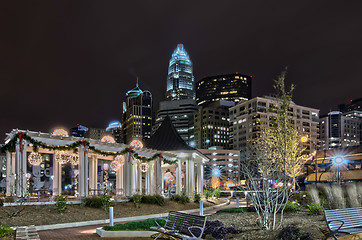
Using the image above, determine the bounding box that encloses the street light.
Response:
[333,156,344,184]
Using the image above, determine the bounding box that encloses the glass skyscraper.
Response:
[166,44,195,100]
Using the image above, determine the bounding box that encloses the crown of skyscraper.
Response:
[169,44,192,66]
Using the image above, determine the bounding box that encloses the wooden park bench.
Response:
[324,207,362,240]
[150,211,207,240]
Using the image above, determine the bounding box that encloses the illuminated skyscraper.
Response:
[166,44,194,100]
[196,73,252,107]
[121,82,152,144]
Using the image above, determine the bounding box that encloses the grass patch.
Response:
[217,207,246,213]
[103,218,166,231]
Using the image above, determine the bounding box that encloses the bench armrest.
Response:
[327,220,345,232]
[188,226,204,238]
[154,218,168,228]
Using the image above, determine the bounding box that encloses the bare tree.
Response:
[240,69,310,230]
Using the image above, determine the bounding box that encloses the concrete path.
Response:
[38,199,242,240]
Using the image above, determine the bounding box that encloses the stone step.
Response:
[16,225,40,240]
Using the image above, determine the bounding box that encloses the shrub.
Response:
[4,197,13,203]
[194,193,201,203]
[132,194,143,208]
[217,207,246,213]
[142,195,156,204]
[284,200,300,212]
[82,197,103,208]
[141,195,165,206]
[204,220,242,239]
[213,189,221,198]
[300,232,313,240]
[0,224,11,237]
[278,225,300,240]
[154,195,165,206]
[100,195,112,210]
[178,192,190,204]
[307,203,324,215]
[204,190,212,200]
[171,194,181,202]
[54,195,67,213]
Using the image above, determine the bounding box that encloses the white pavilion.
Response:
[3,117,208,200]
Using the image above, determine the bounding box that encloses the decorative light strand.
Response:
[28,152,43,166]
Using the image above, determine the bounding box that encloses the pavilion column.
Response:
[139,164,143,194]
[78,147,84,197]
[149,162,155,195]
[116,165,124,196]
[190,157,195,196]
[196,163,204,195]
[176,160,182,195]
[89,155,98,196]
[84,149,89,197]
[124,152,133,197]
[52,155,62,196]
[15,140,27,198]
[132,160,138,194]
[155,157,162,195]
[78,146,89,198]
[15,142,21,197]
[145,164,151,195]
[200,163,204,195]
[21,141,27,198]
[6,151,13,196]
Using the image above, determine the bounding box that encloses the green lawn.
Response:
[103,218,166,231]
[216,207,246,213]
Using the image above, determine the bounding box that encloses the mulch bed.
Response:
[206,210,330,240]
[0,199,225,227]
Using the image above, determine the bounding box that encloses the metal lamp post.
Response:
[333,156,344,184]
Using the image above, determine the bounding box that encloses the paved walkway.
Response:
[38,199,241,240]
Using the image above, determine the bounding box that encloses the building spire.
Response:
[136,77,139,88]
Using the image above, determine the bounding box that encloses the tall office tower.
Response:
[166,44,195,100]
[121,83,152,144]
[230,96,319,154]
[195,73,252,107]
[319,111,361,150]
[106,121,122,143]
[194,100,234,149]
[154,99,198,144]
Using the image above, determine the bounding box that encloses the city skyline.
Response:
[1,1,362,139]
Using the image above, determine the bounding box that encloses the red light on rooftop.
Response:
[350,100,353,102]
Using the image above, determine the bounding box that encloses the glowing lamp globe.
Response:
[115,155,125,166]
[130,140,143,148]
[301,136,308,143]
[28,152,43,166]
[52,128,69,137]
[333,156,344,165]
[68,154,79,165]
[101,135,116,143]
[55,151,69,164]
[110,160,122,171]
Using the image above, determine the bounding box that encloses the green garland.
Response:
[0,133,179,164]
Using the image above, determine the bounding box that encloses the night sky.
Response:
[1,1,362,140]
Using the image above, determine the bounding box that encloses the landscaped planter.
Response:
[96,228,157,238]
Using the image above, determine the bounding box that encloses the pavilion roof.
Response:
[145,116,195,151]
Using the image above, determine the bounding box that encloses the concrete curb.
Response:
[34,199,230,231]
[96,228,157,238]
